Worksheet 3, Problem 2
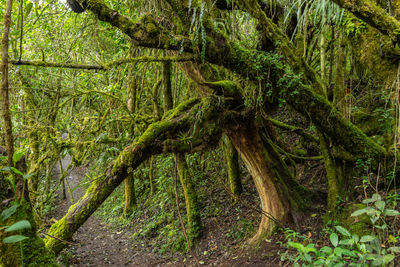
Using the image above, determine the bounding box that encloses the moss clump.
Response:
[337,203,371,237]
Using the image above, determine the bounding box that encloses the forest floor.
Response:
[48,155,324,266]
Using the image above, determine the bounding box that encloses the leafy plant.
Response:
[1,204,32,266]
[280,193,400,266]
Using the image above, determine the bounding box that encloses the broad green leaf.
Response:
[330,233,339,247]
[360,235,375,243]
[362,194,381,204]
[10,167,23,176]
[12,151,24,165]
[333,247,344,256]
[374,200,385,211]
[2,235,28,243]
[382,254,395,264]
[0,204,20,222]
[320,246,332,254]
[5,220,31,232]
[351,208,368,217]
[388,246,400,253]
[352,234,359,243]
[25,2,33,16]
[383,209,400,216]
[303,253,312,262]
[335,225,351,237]
[288,241,304,251]
[339,238,353,246]
[371,256,383,266]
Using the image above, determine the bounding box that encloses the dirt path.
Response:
[50,156,284,266]
[52,156,164,266]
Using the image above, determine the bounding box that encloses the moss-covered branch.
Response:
[332,0,400,43]
[10,56,195,70]
[45,97,224,253]
[74,0,386,161]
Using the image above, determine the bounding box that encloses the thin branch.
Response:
[9,56,195,70]
[38,230,79,246]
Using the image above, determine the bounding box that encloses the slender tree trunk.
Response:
[175,153,202,241]
[223,135,242,200]
[1,0,14,168]
[124,173,136,215]
[149,155,155,194]
[163,59,201,239]
[124,44,137,214]
[17,71,40,200]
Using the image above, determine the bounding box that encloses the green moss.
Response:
[337,204,371,236]
[176,154,201,242]
[163,98,200,120]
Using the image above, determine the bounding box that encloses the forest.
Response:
[1,0,400,266]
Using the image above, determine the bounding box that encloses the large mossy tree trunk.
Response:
[226,120,308,242]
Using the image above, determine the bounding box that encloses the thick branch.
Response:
[332,0,400,43]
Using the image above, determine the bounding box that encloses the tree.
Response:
[1,0,400,260]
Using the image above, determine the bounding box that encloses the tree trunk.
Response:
[223,135,242,200]
[226,120,308,242]
[176,153,201,241]
[124,44,137,214]
[124,173,136,215]
[1,0,14,168]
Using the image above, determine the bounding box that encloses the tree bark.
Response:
[226,119,308,241]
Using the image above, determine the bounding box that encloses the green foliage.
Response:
[280,193,400,266]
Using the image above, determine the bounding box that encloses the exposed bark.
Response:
[226,119,308,241]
